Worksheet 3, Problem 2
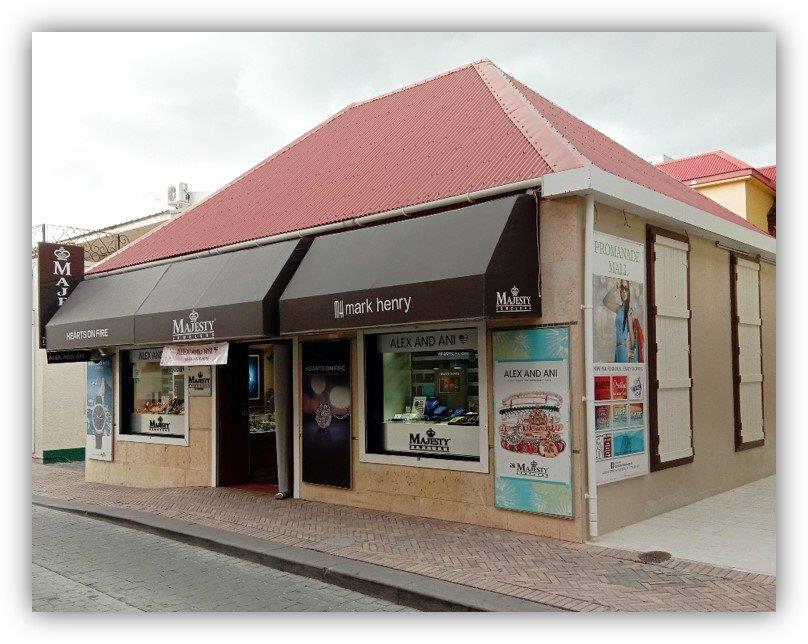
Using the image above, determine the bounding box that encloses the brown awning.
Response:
[46,239,309,350]
[279,194,540,334]
[45,265,169,350]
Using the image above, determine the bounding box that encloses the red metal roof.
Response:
[92,61,764,273]
[758,164,776,188]
[657,151,776,191]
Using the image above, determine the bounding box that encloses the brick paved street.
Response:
[33,505,413,612]
[33,462,776,612]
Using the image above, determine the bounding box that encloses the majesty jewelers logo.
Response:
[52,246,74,306]
[333,295,411,319]
[408,427,451,453]
[495,285,532,313]
[172,309,215,341]
[148,415,172,432]
[511,460,549,478]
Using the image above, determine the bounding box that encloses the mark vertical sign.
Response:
[37,243,85,348]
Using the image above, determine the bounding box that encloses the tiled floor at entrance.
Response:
[592,476,775,576]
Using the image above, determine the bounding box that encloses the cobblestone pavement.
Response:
[32,505,413,612]
[33,462,776,612]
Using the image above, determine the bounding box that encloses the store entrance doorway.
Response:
[216,341,291,486]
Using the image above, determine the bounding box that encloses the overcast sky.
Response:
[32,32,776,230]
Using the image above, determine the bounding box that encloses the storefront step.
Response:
[32,495,560,613]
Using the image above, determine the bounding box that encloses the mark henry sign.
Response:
[37,243,84,349]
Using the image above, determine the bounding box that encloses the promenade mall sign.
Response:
[37,243,84,348]
[160,342,229,366]
[592,232,649,485]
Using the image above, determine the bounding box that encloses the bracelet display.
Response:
[498,391,566,457]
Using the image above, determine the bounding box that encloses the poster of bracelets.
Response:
[493,326,572,518]
[592,231,650,484]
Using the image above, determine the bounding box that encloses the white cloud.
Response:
[32,32,775,230]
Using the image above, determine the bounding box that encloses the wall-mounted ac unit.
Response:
[167,182,190,208]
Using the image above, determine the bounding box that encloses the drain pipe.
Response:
[583,192,598,538]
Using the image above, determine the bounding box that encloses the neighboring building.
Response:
[44,61,774,542]
[32,184,207,462]
[655,151,776,235]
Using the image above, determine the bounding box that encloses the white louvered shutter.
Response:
[734,258,764,445]
[652,235,693,463]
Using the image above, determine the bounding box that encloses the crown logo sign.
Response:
[426,428,436,438]
[54,247,70,261]
[510,285,520,297]
[157,416,163,423]
[188,309,199,322]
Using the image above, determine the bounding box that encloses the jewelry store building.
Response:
[42,60,776,542]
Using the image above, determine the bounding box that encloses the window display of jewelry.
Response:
[249,409,276,434]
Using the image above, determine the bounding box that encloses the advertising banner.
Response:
[493,326,572,518]
[86,356,113,461]
[592,232,649,484]
[37,242,84,348]
[301,340,351,488]
[160,342,229,366]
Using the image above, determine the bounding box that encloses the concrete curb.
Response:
[33,495,560,613]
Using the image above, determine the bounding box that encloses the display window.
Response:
[364,326,484,463]
[121,348,187,440]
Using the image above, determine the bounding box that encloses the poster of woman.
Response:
[595,276,646,363]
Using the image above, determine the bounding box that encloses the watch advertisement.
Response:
[592,231,649,484]
[86,356,113,461]
[493,326,572,518]
[301,340,351,488]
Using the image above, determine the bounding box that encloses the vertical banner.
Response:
[86,356,113,461]
[301,340,351,488]
[493,326,572,518]
[37,243,84,348]
[592,232,649,484]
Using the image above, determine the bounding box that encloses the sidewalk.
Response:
[32,462,775,612]
[593,477,775,576]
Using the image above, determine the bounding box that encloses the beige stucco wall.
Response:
[85,371,213,487]
[594,203,776,534]
[298,197,590,542]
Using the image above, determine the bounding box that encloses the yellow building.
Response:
[657,151,776,235]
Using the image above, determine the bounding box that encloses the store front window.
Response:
[121,348,187,440]
[364,327,483,462]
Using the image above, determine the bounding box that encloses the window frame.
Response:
[646,225,694,471]
[730,252,765,451]
[357,320,490,474]
[116,346,189,446]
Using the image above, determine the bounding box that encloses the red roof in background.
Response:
[758,164,777,188]
[92,61,765,274]
[657,151,776,191]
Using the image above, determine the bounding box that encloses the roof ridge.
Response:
[472,60,586,172]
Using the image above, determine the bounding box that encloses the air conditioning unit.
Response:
[167,182,190,208]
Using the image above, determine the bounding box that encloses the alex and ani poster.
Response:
[593,231,649,484]
[493,326,572,518]
[301,340,351,488]
[86,356,113,461]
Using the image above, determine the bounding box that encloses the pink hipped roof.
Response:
[92,60,765,274]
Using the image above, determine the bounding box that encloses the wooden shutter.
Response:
[731,256,765,448]
[648,229,694,468]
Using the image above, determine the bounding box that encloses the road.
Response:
[32,505,414,612]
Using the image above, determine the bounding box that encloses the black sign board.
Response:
[37,242,84,349]
[46,350,93,364]
[301,340,351,488]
